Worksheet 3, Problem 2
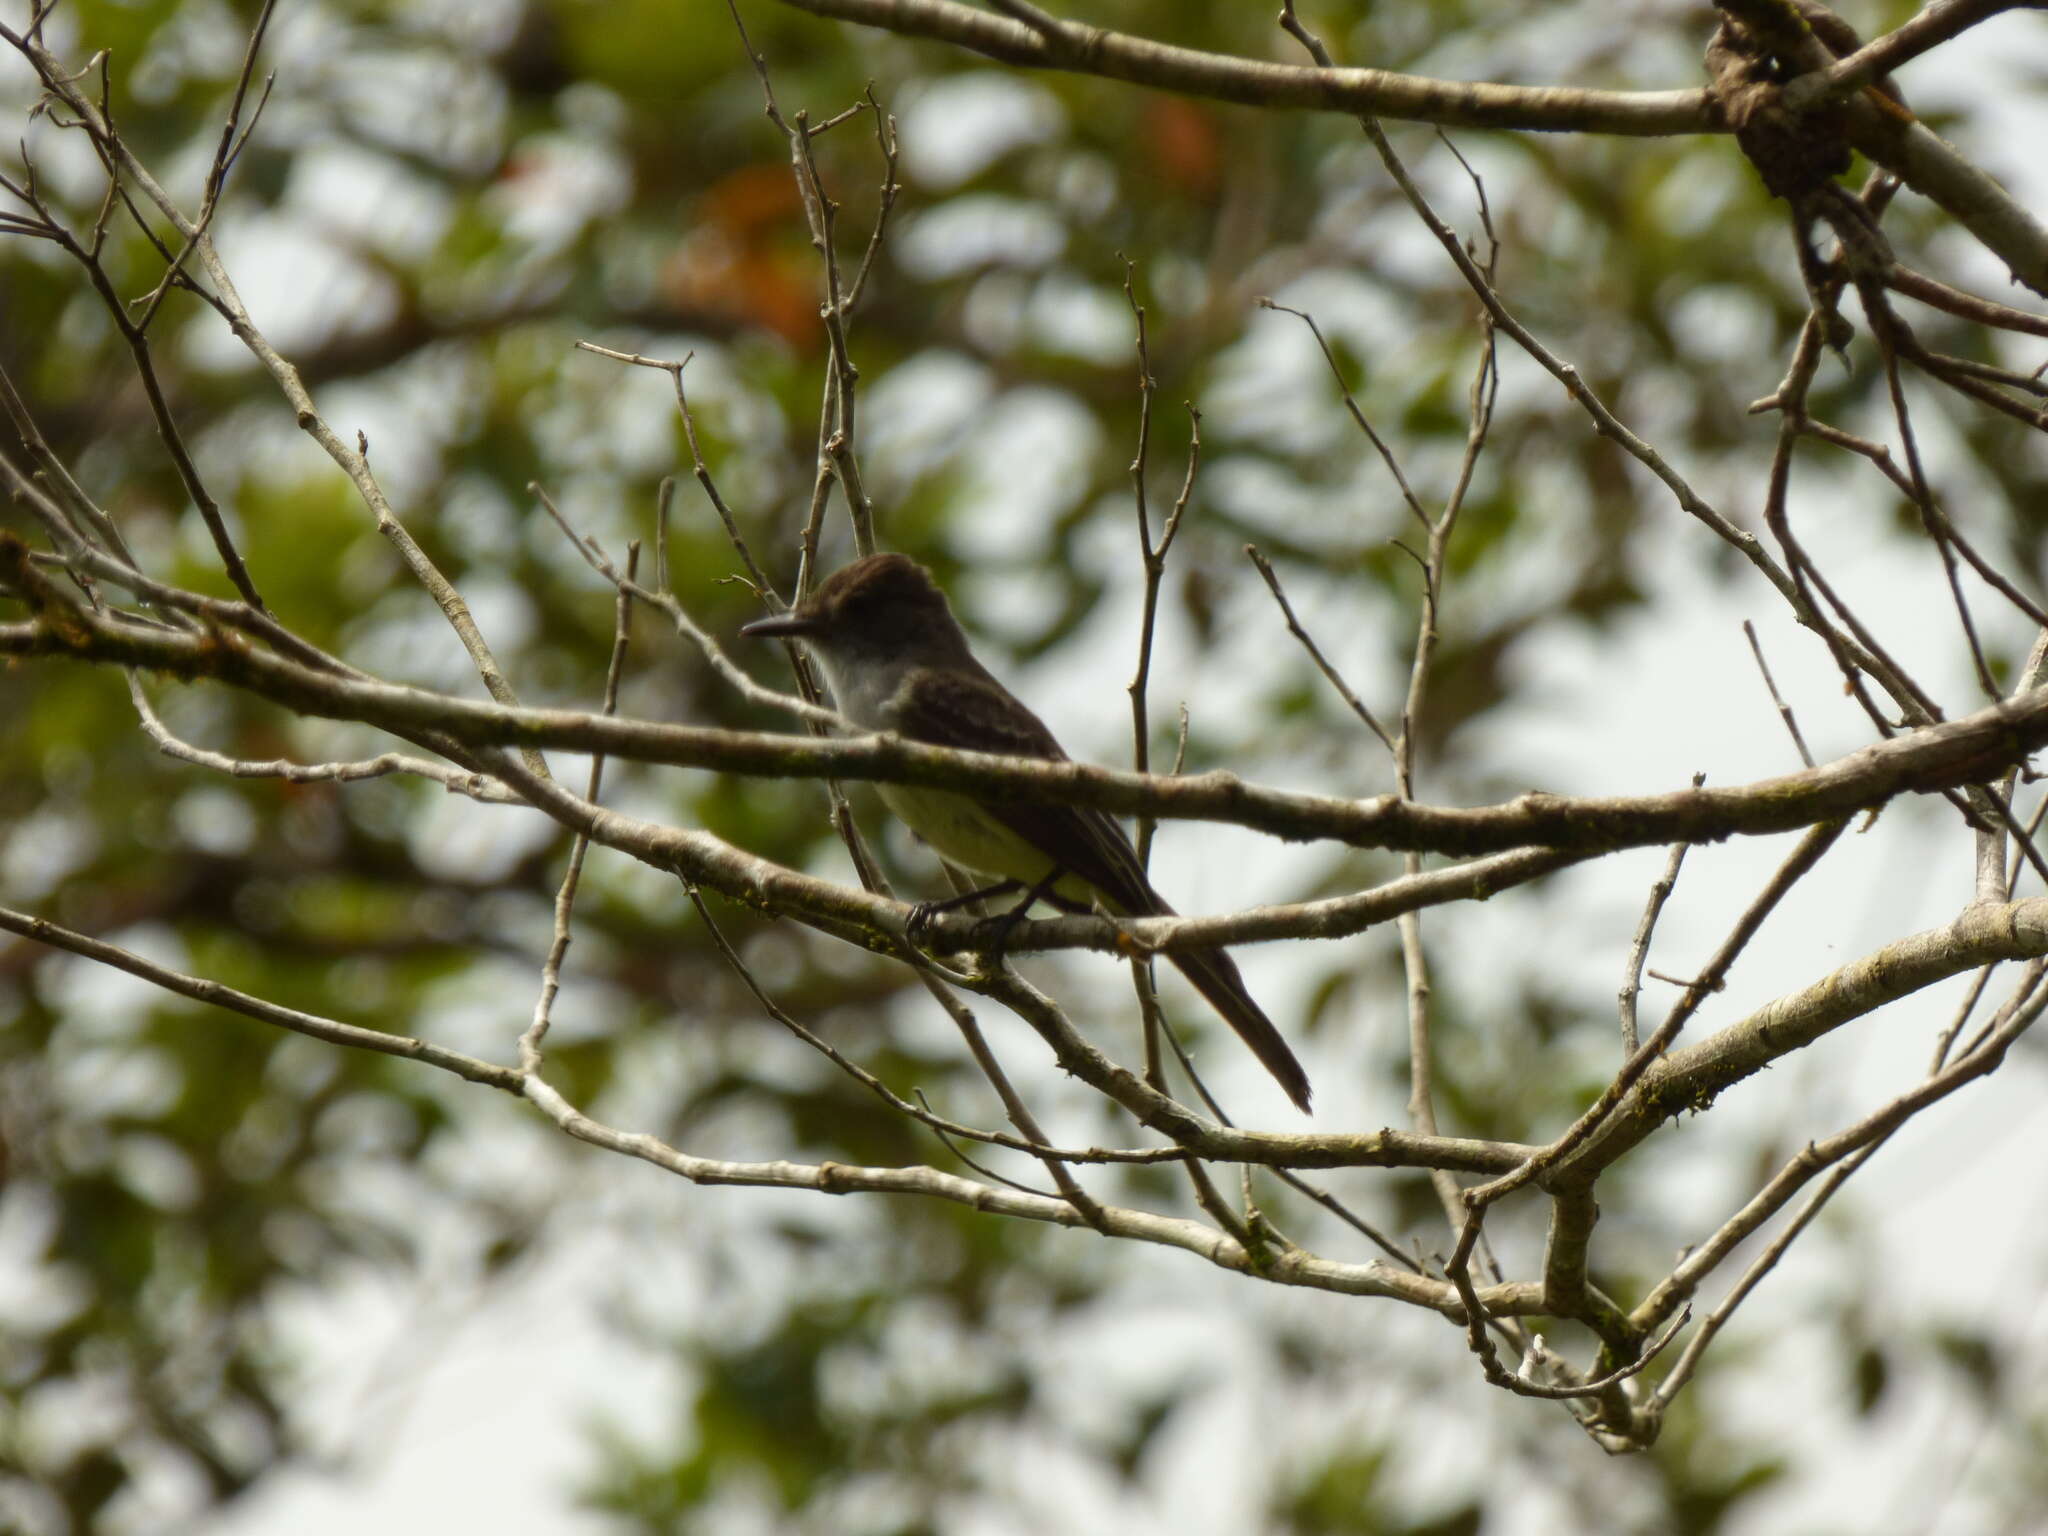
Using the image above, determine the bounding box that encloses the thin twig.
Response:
[125,676,516,803]
[573,342,776,600]
[1742,621,1817,768]
[521,545,640,1072]
[1618,774,1704,1056]
[1246,545,1395,753]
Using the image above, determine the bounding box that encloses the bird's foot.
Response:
[967,902,1033,969]
[966,869,1067,969]
[905,900,946,949]
[905,880,1022,953]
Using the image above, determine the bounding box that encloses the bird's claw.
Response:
[967,905,1030,969]
[905,900,945,949]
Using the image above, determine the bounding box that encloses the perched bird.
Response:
[742,552,1312,1113]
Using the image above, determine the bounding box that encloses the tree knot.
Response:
[1705,0,1856,204]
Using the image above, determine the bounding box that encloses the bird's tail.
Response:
[1161,927,1314,1115]
[1085,870,1313,1114]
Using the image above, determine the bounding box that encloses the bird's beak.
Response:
[739,610,818,640]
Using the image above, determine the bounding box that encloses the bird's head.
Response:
[739,552,971,666]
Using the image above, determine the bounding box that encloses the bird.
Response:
[741,551,1312,1112]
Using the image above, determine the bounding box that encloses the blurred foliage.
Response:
[3,0,2047,1532]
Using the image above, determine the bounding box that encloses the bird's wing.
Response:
[890,665,1312,1110]
[886,664,1161,915]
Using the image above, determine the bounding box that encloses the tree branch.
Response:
[771,0,1710,135]
[1551,897,2048,1187]
[6,567,2047,860]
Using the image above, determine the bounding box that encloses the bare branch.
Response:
[769,0,1709,135]
[13,554,2048,858]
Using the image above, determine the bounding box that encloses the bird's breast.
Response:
[876,782,1062,889]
